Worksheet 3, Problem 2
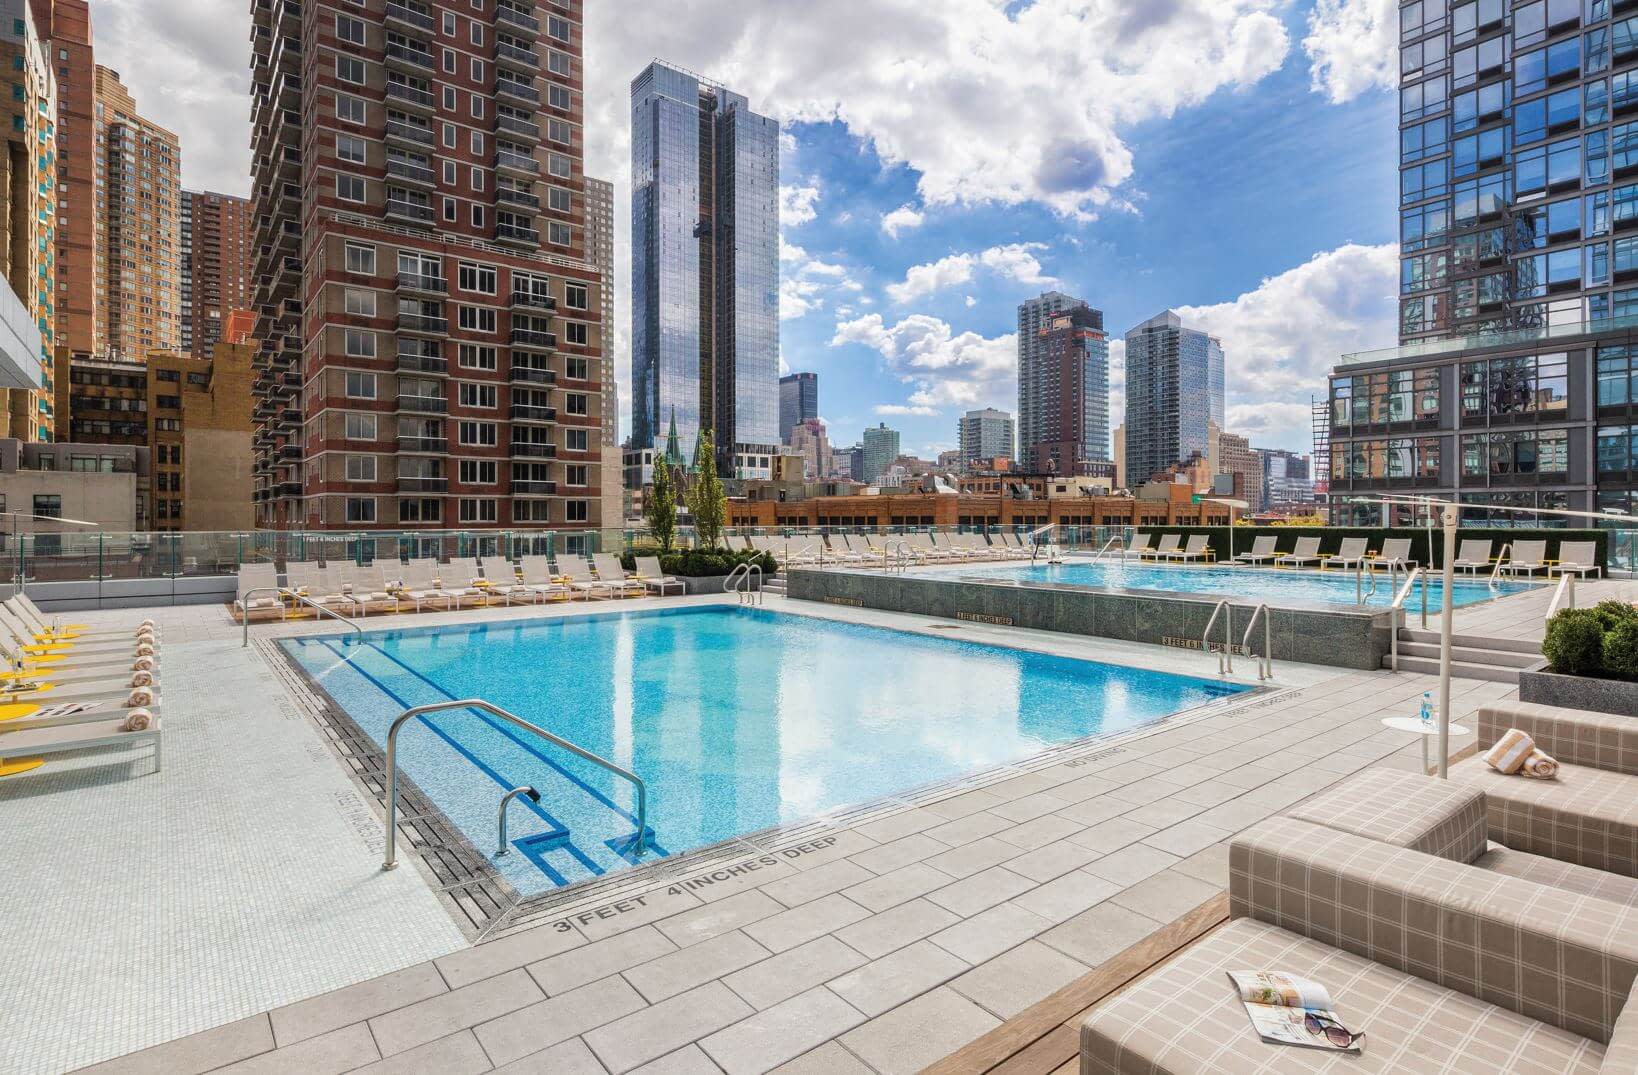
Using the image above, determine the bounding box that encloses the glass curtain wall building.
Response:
[630,61,779,477]
[1122,311,1225,486]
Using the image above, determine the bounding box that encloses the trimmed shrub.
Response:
[1604,619,1638,681]
[647,548,777,578]
[1544,608,1606,677]
[1593,599,1638,633]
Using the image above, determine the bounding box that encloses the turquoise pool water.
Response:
[922,560,1532,609]
[282,607,1246,894]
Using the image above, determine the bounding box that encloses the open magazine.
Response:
[1228,971,1364,1053]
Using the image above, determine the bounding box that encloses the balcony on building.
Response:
[509,402,556,424]
[395,268,447,296]
[385,114,436,151]
[385,150,436,190]
[383,0,435,38]
[396,341,448,375]
[396,391,448,415]
[396,474,448,493]
[496,73,539,107]
[494,36,540,76]
[281,369,302,388]
[496,182,541,213]
[396,299,447,336]
[275,479,302,496]
[277,443,302,461]
[495,218,541,249]
[397,434,448,453]
[509,438,556,459]
[384,34,436,75]
[509,359,555,385]
[510,286,555,312]
[495,1,540,35]
[495,108,541,144]
[384,76,436,117]
[495,144,541,181]
[511,480,556,496]
[385,190,436,228]
[510,319,556,348]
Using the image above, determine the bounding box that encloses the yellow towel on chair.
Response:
[1484,728,1536,774]
[1520,749,1559,779]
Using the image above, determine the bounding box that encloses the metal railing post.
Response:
[1203,600,1233,675]
[495,785,540,856]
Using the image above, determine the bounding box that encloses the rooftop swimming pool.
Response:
[282,606,1246,894]
[918,559,1533,609]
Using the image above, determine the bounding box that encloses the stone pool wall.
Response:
[785,569,1397,671]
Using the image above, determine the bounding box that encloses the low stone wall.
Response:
[786,569,1397,671]
[5,575,236,612]
[1518,667,1638,717]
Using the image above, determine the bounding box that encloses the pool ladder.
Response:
[724,561,763,605]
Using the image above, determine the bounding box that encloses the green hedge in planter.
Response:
[1140,526,1608,570]
[1544,602,1638,680]
[619,548,777,578]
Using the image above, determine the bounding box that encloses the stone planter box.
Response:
[1518,666,1638,717]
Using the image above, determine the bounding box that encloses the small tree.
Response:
[644,455,678,554]
[686,428,727,550]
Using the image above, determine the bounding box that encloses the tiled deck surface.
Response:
[19,587,1539,1074]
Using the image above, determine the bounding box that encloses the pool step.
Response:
[1383,628,1540,684]
[1396,629,1540,655]
[1394,642,1540,669]
[763,577,787,596]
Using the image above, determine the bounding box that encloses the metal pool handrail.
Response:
[1087,536,1124,564]
[239,587,365,647]
[1203,599,1233,675]
[1389,567,1424,672]
[1240,603,1272,682]
[495,785,540,857]
[724,561,763,605]
[1546,571,1577,622]
[1028,523,1056,565]
[1489,544,1511,587]
[382,699,649,871]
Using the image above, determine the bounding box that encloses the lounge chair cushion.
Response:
[1451,754,1638,877]
[1475,845,1638,910]
[1476,702,1638,777]
[1285,768,1487,863]
[1080,917,1605,1074]
[1606,978,1638,1074]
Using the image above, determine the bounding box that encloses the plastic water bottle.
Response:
[1419,691,1434,727]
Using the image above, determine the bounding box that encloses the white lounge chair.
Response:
[1452,540,1494,575]
[335,562,399,614]
[1166,535,1212,563]
[0,714,161,773]
[1142,535,1181,561]
[0,607,133,661]
[516,555,572,603]
[559,559,616,599]
[1321,538,1369,571]
[1551,541,1601,578]
[592,554,648,598]
[1228,535,1277,566]
[395,559,457,611]
[1369,538,1414,572]
[1505,540,1550,577]
[438,558,488,606]
[999,532,1033,559]
[232,563,287,622]
[1121,533,1153,560]
[8,593,98,638]
[1277,536,1322,568]
[632,556,685,596]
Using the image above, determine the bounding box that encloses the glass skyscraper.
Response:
[1123,310,1225,486]
[779,371,818,443]
[631,61,780,476]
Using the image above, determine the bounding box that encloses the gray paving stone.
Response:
[434,922,587,989]
[270,962,448,1046]
[1048,774,1119,804]
[924,866,1034,918]
[568,884,706,942]
[838,987,1001,1075]
[1039,901,1163,966]
[986,789,1071,823]
[1082,843,1181,887]
[846,832,946,875]
[759,828,879,871]
[992,814,1083,850]
[1108,868,1224,923]
[77,1015,273,1075]
[741,892,871,954]
[922,809,1013,847]
[212,1024,378,1075]
[655,889,787,947]
[759,858,876,908]
[929,902,1049,965]
[769,1041,875,1074]
[369,967,543,1057]
[1003,838,1103,883]
[921,788,1008,820]
[949,941,1090,1019]
[666,855,801,904]
[491,1036,608,1074]
[840,861,954,913]
[722,935,869,1010]
[834,897,960,960]
[921,834,1027,879]
[1120,797,1204,828]
[1052,793,1131,826]
[475,975,647,1065]
[1065,816,1158,853]
[1011,869,1122,924]
[346,1030,490,1075]
[825,940,971,1018]
[1143,817,1235,858]
[584,981,753,1074]
[630,1045,723,1074]
[850,807,942,844]
[701,987,866,1075]
[625,929,773,1003]
[528,924,677,995]
[1171,841,1232,887]
[1171,779,1245,808]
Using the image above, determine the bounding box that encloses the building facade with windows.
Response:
[630,60,779,478]
[958,407,1014,472]
[861,423,899,483]
[1023,305,1109,474]
[779,371,817,444]
[249,0,605,532]
[1123,310,1224,486]
[30,0,93,366]
[181,190,253,359]
[0,0,56,441]
[1017,292,1099,461]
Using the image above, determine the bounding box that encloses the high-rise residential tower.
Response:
[180,191,253,359]
[0,0,56,440]
[958,407,1014,472]
[93,67,181,360]
[248,0,606,533]
[1017,291,1092,457]
[30,0,92,363]
[861,422,899,482]
[778,371,817,444]
[1021,304,1109,474]
[585,175,617,524]
[630,60,779,477]
[1123,310,1224,486]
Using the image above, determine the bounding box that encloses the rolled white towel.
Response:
[131,656,155,672]
[134,624,156,637]
[135,633,156,647]
[134,642,155,657]
[129,670,153,688]
[119,707,152,732]
[125,686,155,707]
[139,618,155,628]
[1484,728,1535,775]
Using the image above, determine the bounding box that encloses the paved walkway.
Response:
[62,593,1523,1075]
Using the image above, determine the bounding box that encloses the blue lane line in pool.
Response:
[317,637,670,865]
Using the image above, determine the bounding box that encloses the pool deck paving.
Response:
[0,584,1555,1073]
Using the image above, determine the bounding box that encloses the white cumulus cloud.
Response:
[887,243,1056,303]
[780,182,822,227]
[1303,0,1397,103]
[881,204,926,238]
[833,312,1016,413]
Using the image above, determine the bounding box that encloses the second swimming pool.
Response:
[282,606,1247,894]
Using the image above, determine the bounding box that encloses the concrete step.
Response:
[1397,629,1540,656]
[1395,642,1540,669]
[1382,655,1520,684]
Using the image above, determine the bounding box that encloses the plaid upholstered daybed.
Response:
[1081,727,1638,1073]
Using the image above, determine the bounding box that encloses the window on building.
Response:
[458,420,497,446]
[458,262,496,294]
[458,382,497,409]
[458,343,497,370]
[344,242,376,275]
[344,288,377,316]
[344,371,377,399]
[459,498,497,523]
[345,498,377,523]
[337,56,365,85]
[458,459,496,484]
[457,306,496,333]
[344,413,377,440]
[565,428,588,452]
[345,455,377,482]
[343,328,377,358]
